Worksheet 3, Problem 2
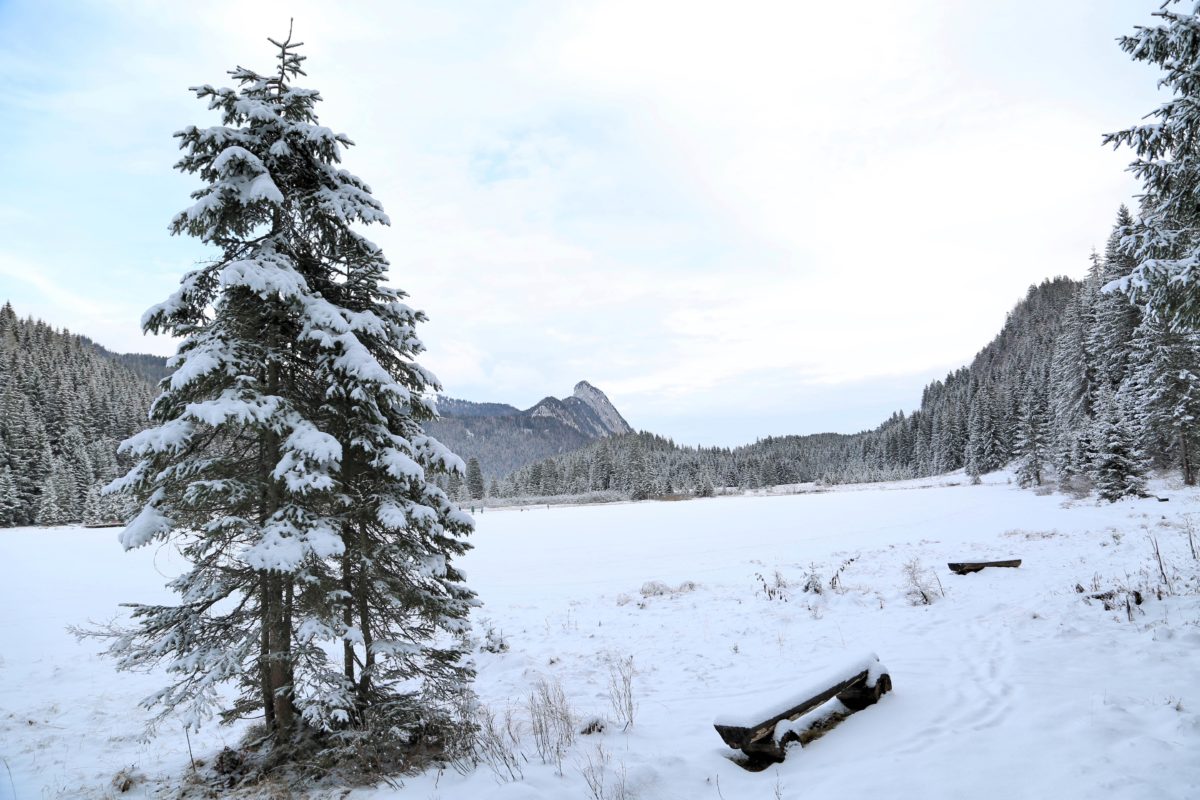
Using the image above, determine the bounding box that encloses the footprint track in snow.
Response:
[896,613,1017,754]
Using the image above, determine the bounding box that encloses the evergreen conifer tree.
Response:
[1014,383,1051,488]
[0,466,18,527]
[1091,207,1142,389]
[1091,389,1149,502]
[95,30,475,768]
[1104,4,1200,327]
[1125,312,1200,484]
[465,457,485,500]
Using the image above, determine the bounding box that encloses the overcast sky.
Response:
[0,0,1168,445]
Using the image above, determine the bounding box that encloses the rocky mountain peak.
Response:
[571,381,634,435]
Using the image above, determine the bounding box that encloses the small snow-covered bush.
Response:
[478,618,510,653]
[639,580,671,597]
[111,765,145,794]
[902,558,938,606]
[637,580,697,599]
[802,565,824,595]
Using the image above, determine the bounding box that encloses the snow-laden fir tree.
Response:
[97,30,476,771]
[1125,311,1200,485]
[1090,207,1142,390]
[0,465,18,527]
[465,456,485,500]
[1104,3,1200,327]
[1014,381,1051,488]
[1091,388,1148,502]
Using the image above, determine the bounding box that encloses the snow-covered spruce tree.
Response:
[1090,207,1142,390]
[1104,3,1200,327]
[1014,381,1051,488]
[98,31,476,771]
[465,456,484,500]
[1125,311,1200,484]
[1091,389,1149,502]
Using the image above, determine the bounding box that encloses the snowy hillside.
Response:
[2,474,1199,798]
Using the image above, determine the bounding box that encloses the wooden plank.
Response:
[947,559,1022,575]
[713,669,871,750]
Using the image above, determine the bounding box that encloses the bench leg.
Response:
[836,673,892,711]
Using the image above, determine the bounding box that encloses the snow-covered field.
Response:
[3,473,1200,799]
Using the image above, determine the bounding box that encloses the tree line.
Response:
[489,207,1199,503]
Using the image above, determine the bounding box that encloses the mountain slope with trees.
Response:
[425,380,633,479]
[0,302,154,526]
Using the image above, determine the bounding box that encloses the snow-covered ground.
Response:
[3,472,1199,799]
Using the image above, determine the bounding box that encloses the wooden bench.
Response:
[713,654,891,764]
[947,559,1021,575]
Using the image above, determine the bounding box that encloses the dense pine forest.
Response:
[491,207,1199,502]
[0,302,153,525]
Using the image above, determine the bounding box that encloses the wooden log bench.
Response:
[713,653,891,764]
[947,559,1021,575]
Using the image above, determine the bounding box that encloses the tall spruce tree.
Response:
[465,456,485,500]
[1014,381,1051,488]
[1092,207,1142,389]
[98,30,475,767]
[1104,3,1200,327]
[1091,389,1148,502]
[1125,312,1200,484]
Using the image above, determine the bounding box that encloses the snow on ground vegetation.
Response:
[2,471,1199,798]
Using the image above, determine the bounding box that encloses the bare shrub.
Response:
[1059,474,1093,499]
[902,558,937,605]
[470,701,523,783]
[755,570,790,601]
[606,656,638,730]
[579,743,633,800]
[528,677,575,774]
[1002,528,1058,541]
[1150,535,1175,594]
[828,554,858,594]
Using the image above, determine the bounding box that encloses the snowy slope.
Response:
[1,474,1199,798]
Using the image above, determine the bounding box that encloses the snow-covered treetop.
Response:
[1104,2,1200,327]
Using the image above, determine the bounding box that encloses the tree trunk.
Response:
[261,356,294,738]
[1181,431,1195,486]
[342,543,356,688]
[355,523,374,712]
[260,573,275,729]
[268,572,294,735]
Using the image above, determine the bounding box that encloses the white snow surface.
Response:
[2,472,1200,798]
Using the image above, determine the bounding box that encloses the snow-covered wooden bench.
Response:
[947,559,1021,575]
[712,653,891,763]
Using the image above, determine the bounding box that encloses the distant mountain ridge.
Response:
[425,381,634,479]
